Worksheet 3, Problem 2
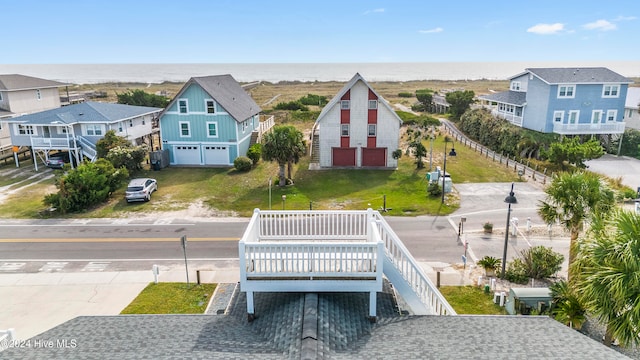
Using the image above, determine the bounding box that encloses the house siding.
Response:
[2,88,61,114]
[522,75,551,132]
[317,77,399,168]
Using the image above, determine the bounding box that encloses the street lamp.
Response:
[282,194,287,210]
[441,139,457,203]
[501,182,518,278]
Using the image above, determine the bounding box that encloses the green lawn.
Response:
[439,285,508,315]
[120,283,216,314]
[0,134,522,218]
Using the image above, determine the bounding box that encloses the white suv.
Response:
[125,178,157,203]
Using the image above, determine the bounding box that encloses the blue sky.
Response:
[4,0,638,63]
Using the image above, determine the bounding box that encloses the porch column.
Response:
[369,291,377,322]
[247,291,255,322]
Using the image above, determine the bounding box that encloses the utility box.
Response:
[439,176,453,193]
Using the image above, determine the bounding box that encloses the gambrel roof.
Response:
[165,74,261,122]
[5,101,161,125]
[515,67,632,85]
[0,74,67,91]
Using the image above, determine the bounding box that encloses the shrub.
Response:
[247,144,262,165]
[299,94,328,106]
[233,156,252,172]
[274,101,309,111]
[477,256,501,270]
[504,246,564,283]
[504,258,529,284]
[392,149,403,160]
[427,182,442,197]
[398,92,414,98]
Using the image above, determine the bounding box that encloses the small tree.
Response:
[247,143,262,165]
[415,89,434,112]
[445,90,475,120]
[105,145,148,173]
[233,156,252,172]
[96,130,129,158]
[545,137,604,169]
[408,140,427,169]
[262,125,306,187]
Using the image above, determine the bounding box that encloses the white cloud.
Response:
[583,19,616,31]
[613,15,637,22]
[526,23,565,34]
[419,27,443,34]
[363,8,385,15]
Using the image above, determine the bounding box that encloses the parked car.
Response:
[46,151,74,169]
[125,178,158,203]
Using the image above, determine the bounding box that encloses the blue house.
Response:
[159,74,273,166]
[479,67,631,135]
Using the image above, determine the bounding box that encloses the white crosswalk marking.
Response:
[81,261,111,272]
[39,262,69,272]
[0,262,27,271]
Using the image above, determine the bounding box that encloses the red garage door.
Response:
[332,148,356,166]
[362,148,386,167]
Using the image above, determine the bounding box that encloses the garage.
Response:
[173,145,200,165]
[362,148,386,167]
[332,147,356,167]
[203,145,229,165]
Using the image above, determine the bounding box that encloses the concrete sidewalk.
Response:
[0,262,470,341]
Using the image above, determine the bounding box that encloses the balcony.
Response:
[553,121,625,135]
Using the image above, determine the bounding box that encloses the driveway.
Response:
[585,154,640,190]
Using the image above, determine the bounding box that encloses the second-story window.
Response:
[206,100,215,114]
[341,100,350,110]
[180,121,190,137]
[341,124,349,136]
[178,99,188,114]
[607,110,617,122]
[510,81,521,91]
[602,85,620,98]
[368,100,378,109]
[558,85,575,98]
[368,124,377,136]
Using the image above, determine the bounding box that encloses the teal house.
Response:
[159,74,272,166]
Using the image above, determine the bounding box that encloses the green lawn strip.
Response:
[0,131,522,218]
[439,285,508,315]
[121,283,216,314]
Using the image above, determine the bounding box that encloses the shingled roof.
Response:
[0,74,67,91]
[525,67,631,84]
[5,101,162,125]
[478,90,527,106]
[167,74,261,122]
[1,283,628,359]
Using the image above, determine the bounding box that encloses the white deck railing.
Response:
[259,115,275,135]
[553,121,625,135]
[77,135,97,161]
[239,209,456,316]
[30,137,73,149]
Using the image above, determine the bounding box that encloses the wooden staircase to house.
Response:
[310,133,320,163]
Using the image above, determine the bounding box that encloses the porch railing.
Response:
[553,121,625,135]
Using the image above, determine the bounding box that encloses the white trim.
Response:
[602,84,620,98]
[591,110,603,124]
[205,99,216,114]
[179,121,190,138]
[340,100,350,110]
[178,99,189,114]
[341,124,350,136]
[368,100,378,109]
[15,124,37,135]
[368,124,377,136]
[84,124,104,136]
[56,126,68,135]
[567,110,579,124]
[606,109,617,122]
[553,110,564,123]
[510,81,521,91]
[557,85,575,99]
[206,121,219,138]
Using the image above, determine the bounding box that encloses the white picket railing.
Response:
[239,209,456,316]
[30,137,72,149]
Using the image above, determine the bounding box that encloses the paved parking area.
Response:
[586,154,640,190]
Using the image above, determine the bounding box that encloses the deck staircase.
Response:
[76,136,97,162]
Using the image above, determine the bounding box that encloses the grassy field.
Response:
[440,285,508,315]
[120,283,216,314]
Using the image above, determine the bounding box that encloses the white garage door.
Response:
[174,145,200,165]
[203,145,229,165]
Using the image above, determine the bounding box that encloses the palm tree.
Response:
[549,280,586,330]
[262,125,306,187]
[573,210,640,348]
[538,171,614,278]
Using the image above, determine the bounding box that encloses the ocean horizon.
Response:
[1,61,639,84]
